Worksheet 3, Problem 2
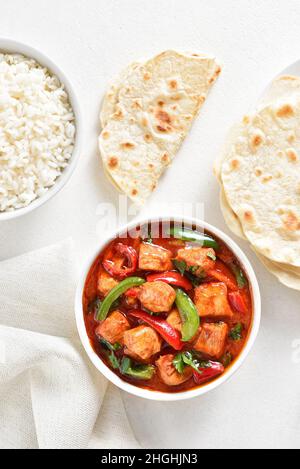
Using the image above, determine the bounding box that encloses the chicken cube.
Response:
[139,243,173,272]
[95,311,130,345]
[124,326,162,361]
[125,295,139,308]
[194,282,233,318]
[193,322,228,358]
[176,247,216,277]
[97,270,119,296]
[156,354,193,386]
[167,309,182,333]
[138,281,176,313]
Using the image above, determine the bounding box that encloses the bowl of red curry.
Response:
[75,218,261,401]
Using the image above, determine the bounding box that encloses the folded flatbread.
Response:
[99,50,221,205]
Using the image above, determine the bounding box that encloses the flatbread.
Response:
[221,181,300,290]
[216,75,300,289]
[255,251,300,291]
[99,50,221,205]
[259,75,300,110]
[221,186,300,281]
[220,188,246,240]
[100,62,141,128]
[221,185,300,288]
[216,75,300,238]
[215,75,300,182]
[221,97,300,266]
[101,62,142,193]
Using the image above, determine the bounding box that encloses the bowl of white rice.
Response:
[0,38,83,220]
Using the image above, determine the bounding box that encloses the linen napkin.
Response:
[0,240,139,449]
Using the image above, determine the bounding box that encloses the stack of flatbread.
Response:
[99,50,221,205]
[216,75,300,291]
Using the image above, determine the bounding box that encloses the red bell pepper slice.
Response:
[103,243,138,279]
[193,361,224,385]
[207,260,238,291]
[146,271,192,291]
[228,291,248,314]
[129,310,184,351]
[217,244,235,265]
[125,287,140,298]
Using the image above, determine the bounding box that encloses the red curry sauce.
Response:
[83,222,253,393]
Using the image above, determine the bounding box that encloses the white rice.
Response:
[0,53,76,212]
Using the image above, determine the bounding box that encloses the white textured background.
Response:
[1,0,300,449]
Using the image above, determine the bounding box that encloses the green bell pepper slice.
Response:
[120,357,155,380]
[175,288,200,342]
[96,277,145,321]
[169,227,220,250]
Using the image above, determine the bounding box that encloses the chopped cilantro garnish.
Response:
[230,264,247,288]
[120,357,155,380]
[100,338,122,352]
[184,272,203,287]
[143,227,153,244]
[100,338,122,369]
[108,352,120,369]
[221,351,233,367]
[172,259,187,276]
[110,298,121,311]
[173,351,211,375]
[229,323,243,341]
[207,252,217,261]
[173,353,185,374]
[172,260,206,287]
[142,307,156,316]
[88,297,102,316]
[147,236,153,244]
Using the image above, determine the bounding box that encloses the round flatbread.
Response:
[219,188,246,240]
[255,250,300,291]
[216,74,300,289]
[221,97,300,266]
[259,75,300,110]
[221,186,300,290]
[215,75,300,182]
[216,75,300,243]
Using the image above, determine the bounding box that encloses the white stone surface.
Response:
[1,0,300,449]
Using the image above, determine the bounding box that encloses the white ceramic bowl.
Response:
[75,217,261,401]
[0,38,83,221]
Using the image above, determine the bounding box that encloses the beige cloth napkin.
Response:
[0,240,139,449]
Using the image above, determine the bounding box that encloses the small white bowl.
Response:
[0,38,83,221]
[75,217,261,401]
